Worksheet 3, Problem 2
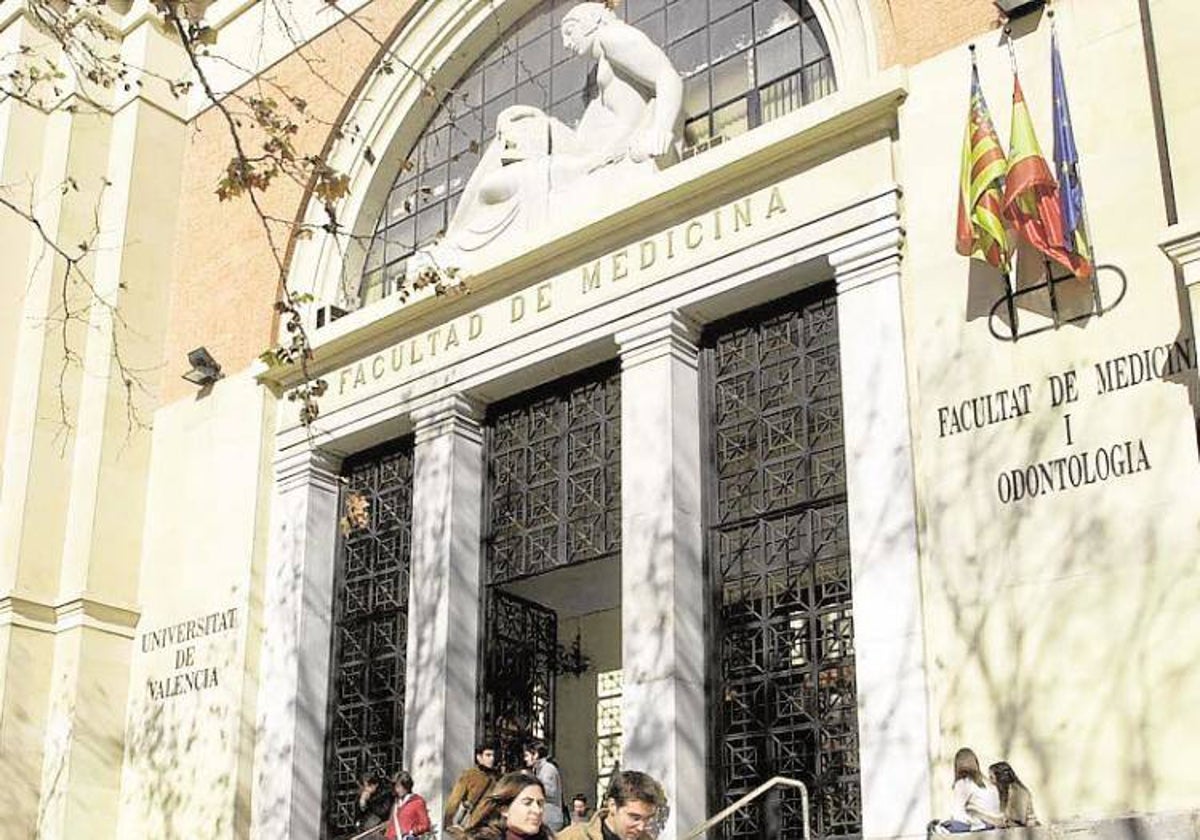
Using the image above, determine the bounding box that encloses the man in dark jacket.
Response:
[557,771,667,840]
[443,742,500,828]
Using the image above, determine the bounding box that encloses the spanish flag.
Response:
[1001,74,1093,278]
[956,62,1011,272]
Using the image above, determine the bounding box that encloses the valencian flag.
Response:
[1051,31,1092,271]
[956,61,1011,271]
[1001,72,1093,278]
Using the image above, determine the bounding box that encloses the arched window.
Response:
[359,0,834,307]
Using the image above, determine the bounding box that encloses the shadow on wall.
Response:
[913,255,1200,826]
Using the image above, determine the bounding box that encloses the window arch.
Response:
[358,0,834,307]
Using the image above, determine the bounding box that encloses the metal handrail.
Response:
[679,776,810,840]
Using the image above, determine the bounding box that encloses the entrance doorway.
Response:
[479,364,623,805]
[702,287,862,840]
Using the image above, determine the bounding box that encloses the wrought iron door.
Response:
[484,364,621,585]
[323,441,414,837]
[703,287,861,840]
[480,589,558,772]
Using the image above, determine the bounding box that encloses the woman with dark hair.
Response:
[355,772,395,832]
[931,748,1002,833]
[989,762,1040,827]
[386,770,432,840]
[454,771,554,840]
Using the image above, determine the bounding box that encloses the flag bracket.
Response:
[987,263,1127,342]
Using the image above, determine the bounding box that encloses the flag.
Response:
[1051,32,1093,271]
[956,63,1011,271]
[1002,74,1093,278]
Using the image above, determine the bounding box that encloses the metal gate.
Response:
[480,363,621,767]
[703,287,862,840]
[480,589,558,772]
[323,441,414,838]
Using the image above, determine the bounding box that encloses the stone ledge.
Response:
[912,811,1200,840]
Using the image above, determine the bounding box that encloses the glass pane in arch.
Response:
[359,0,835,308]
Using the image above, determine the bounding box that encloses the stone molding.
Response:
[615,312,701,371]
[828,212,904,295]
[411,394,484,446]
[273,447,342,494]
[1160,220,1200,286]
[0,593,140,638]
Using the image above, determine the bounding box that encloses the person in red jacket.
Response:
[386,770,432,840]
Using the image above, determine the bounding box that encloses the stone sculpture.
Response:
[407,2,684,285]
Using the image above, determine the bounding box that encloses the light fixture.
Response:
[182,346,223,386]
[552,628,590,677]
[994,0,1045,18]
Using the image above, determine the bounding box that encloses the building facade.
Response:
[1,1,1199,839]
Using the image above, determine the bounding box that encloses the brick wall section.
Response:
[869,0,1001,69]
[162,0,1000,405]
[162,0,416,404]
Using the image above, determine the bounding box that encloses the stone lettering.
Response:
[612,249,629,281]
[1095,338,1196,395]
[537,283,552,312]
[733,198,752,232]
[996,439,1151,504]
[468,313,484,339]
[936,384,1033,438]
[766,186,787,218]
[685,220,703,249]
[1048,370,1078,407]
[581,261,602,293]
[511,294,526,322]
[640,240,656,269]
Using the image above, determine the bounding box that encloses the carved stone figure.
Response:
[407,3,683,284]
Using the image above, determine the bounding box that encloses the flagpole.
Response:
[1049,7,1105,316]
[1000,34,1022,340]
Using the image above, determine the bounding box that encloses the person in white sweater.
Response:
[931,747,1003,833]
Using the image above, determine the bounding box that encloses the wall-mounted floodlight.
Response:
[994,0,1045,18]
[182,346,223,386]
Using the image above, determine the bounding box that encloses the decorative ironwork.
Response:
[484,365,621,585]
[323,441,414,838]
[480,589,558,773]
[703,288,862,840]
[595,669,623,803]
[988,262,1125,342]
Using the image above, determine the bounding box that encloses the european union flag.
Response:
[1051,32,1092,268]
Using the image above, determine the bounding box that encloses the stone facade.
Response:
[1,1,1199,840]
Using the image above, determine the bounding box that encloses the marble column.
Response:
[404,395,484,822]
[615,314,707,840]
[250,448,342,840]
[829,220,933,840]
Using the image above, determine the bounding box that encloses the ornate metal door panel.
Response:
[703,288,862,840]
[323,441,414,838]
[480,589,558,772]
[484,364,621,585]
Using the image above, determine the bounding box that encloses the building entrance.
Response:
[702,287,862,840]
[480,364,623,801]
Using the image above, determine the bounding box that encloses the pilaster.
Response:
[828,222,933,840]
[250,448,343,840]
[404,394,485,823]
[1161,222,1200,403]
[615,313,706,840]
